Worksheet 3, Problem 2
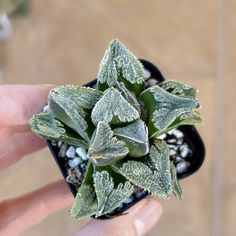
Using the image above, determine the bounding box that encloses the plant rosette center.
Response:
[29,39,202,219]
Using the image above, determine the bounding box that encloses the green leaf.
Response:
[93,171,134,217]
[115,82,141,114]
[159,80,197,98]
[70,185,97,219]
[88,122,129,166]
[139,85,199,137]
[170,162,183,200]
[114,119,149,157]
[91,87,140,126]
[117,140,172,198]
[49,86,102,141]
[97,39,145,94]
[29,112,88,148]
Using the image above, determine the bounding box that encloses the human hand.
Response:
[0,85,163,236]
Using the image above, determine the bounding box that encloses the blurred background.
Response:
[0,0,235,235]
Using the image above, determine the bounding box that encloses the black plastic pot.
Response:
[47,59,205,219]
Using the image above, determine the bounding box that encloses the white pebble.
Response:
[170,149,177,156]
[144,69,151,79]
[168,144,178,151]
[176,162,189,173]
[135,191,145,198]
[148,78,158,86]
[176,138,184,145]
[57,141,62,147]
[66,146,76,158]
[176,156,182,162]
[167,138,176,144]
[173,129,184,138]
[76,147,88,160]
[123,196,134,204]
[68,157,82,168]
[158,133,167,139]
[181,148,189,158]
[180,144,189,158]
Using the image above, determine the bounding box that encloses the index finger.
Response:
[0,84,54,129]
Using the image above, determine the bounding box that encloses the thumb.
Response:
[75,197,163,236]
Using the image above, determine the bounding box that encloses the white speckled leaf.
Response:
[70,185,97,219]
[114,119,149,157]
[119,140,173,198]
[88,122,129,166]
[159,80,197,98]
[91,88,140,125]
[93,171,134,217]
[97,39,145,86]
[49,86,102,141]
[29,112,87,147]
[140,85,199,133]
[170,162,183,200]
[115,82,141,114]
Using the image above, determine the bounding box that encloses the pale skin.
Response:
[0,85,163,236]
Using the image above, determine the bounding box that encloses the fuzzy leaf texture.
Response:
[170,162,183,200]
[91,87,140,125]
[29,113,87,148]
[114,119,149,157]
[93,171,134,217]
[70,185,97,219]
[117,140,173,198]
[49,86,102,142]
[115,82,141,114]
[140,85,199,137]
[88,121,129,166]
[159,80,196,98]
[97,39,145,94]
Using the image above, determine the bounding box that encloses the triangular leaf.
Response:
[93,171,134,217]
[159,80,196,98]
[170,162,183,200]
[91,88,140,125]
[49,86,102,141]
[117,140,172,198]
[140,85,199,137]
[115,82,141,114]
[88,122,129,166]
[97,39,145,94]
[70,185,97,219]
[154,111,202,137]
[29,112,88,148]
[114,119,149,157]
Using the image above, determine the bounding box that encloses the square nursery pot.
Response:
[47,59,205,219]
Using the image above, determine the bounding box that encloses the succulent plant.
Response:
[29,39,202,219]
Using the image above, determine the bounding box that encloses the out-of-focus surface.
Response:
[0,0,234,236]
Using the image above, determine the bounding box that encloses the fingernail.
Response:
[133,199,163,236]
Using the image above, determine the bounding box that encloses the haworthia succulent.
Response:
[170,162,183,200]
[117,140,173,198]
[91,87,140,125]
[140,85,199,137]
[49,86,102,141]
[88,122,129,166]
[70,185,97,219]
[159,80,197,98]
[28,39,203,219]
[29,112,88,148]
[97,39,145,94]
[114,119,149,157]
[115,82,141,114]
[93,171,134,217]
